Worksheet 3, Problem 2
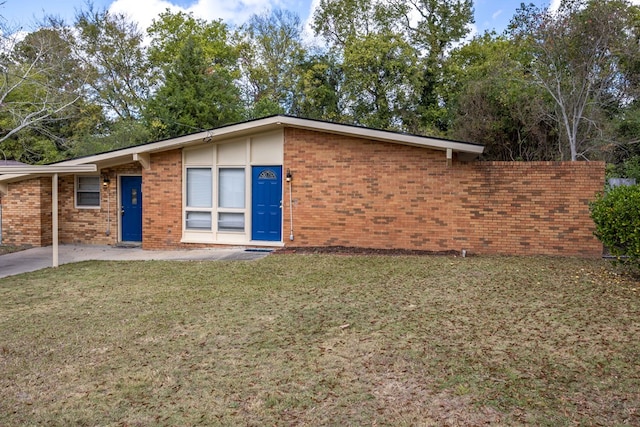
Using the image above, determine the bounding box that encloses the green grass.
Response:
[1,255,639,426]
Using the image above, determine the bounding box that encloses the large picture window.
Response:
[218,168,245,208]
[185,168,212,230]
[76,176,100,208]
[218,168,245,231]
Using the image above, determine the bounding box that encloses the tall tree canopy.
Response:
[510,0,640,160]
[75,8,151,121]
[313,0,473,132]
[70,8,153,156]
[444,33,555,160]
[145,11,243,138]
[0,23,88,162]
[1,0,640,165]
[238,9,306,118]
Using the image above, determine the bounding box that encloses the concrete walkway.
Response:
[0,244,271,279]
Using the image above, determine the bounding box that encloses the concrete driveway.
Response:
[0,244,271,279]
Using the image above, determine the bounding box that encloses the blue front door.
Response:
[121,176,142,242]
[252,166,282,241]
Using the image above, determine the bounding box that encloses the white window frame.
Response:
[75,175,101,209]
[185,167,213,231]
[217,167,246,233]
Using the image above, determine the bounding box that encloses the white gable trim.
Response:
[0,116,483,184]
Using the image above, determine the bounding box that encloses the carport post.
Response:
[52,173,58,268]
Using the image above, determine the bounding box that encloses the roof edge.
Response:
[0,116,484,183]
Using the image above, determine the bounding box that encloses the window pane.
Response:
[76,176,100,207]
[186,211,211,230]
[218,212,244,231]
[187,168,212,208]
[219,168,245,208]
[77,191,100,206]
[77,176,100,191]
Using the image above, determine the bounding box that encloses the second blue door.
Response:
[121,176,142,242]
[252,166,282,241]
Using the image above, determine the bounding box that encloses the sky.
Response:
[0,0,560,38]
[3,0,640,41]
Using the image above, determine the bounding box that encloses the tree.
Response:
[238,9,306,118]
[74,7,151,121]
[389,0,474,133]
[290,52,344,121]
[444,33,557,160]
[313,0,420,129]
[0,22,88,162]
[147,10,238,75]
[145,11,242,137]
[144,36,242,139]
[312,0,473,132]
[341,30,419,129]
[510,0,640,160]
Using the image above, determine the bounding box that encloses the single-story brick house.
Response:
[0,115,605,257]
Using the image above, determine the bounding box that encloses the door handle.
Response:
[121,208,125,216]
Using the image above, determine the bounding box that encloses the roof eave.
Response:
[273,116,484,154]
[65,116,483,164]
[0,116,484,184]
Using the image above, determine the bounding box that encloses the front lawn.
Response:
[1,255,638,426]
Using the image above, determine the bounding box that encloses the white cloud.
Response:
[491,9,502,20]
[549,0,640,13]
[302,0,320,40]
[107,0,291,32]
[108,0,184,33]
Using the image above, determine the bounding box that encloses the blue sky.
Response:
[0,0,557,37]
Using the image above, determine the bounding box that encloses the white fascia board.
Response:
[45,118,284,168]
[83,116,482,159]
[1,117,482,181]
[0,165,97,173]
[273,116,484,154]
[0,165,98,184]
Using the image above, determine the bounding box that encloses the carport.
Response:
[0,164,97,267]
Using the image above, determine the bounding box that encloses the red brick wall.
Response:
[1,177,53,246]
[283,128,604,257]
[0,153,187,250]
[58,164,142,245]
[142,149,184,249]
[455,162,603,257]
[1,129,605,258]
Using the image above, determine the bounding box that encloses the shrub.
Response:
[590,184,640,269]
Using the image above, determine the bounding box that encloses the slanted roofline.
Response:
[0,115,483,184]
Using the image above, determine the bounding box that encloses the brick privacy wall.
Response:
[58,164,142,245]
[283,128,605,257]
[455,162,604,257]
[142,149,184,249]
[1,177,53,246]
